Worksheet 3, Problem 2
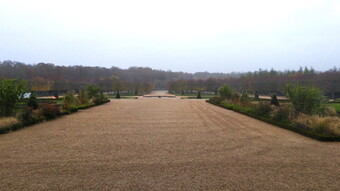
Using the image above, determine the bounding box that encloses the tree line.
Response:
[0,60,231,94]
[1,60,339,98]
[168,67,340,98]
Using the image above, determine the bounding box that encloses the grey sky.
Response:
[0,0,339,73]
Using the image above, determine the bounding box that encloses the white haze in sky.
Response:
[0,0,339,73]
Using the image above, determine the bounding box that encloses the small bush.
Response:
[240,93,250,106]
[271,94,280,106]
[0,79,28,117]
[63,91,77,111]
[294,114,340,136]
[0,117,19,129]
[254,101,272,116]
[312,120,336,136]
[324,106,338,116]
[19,106,32,124]
[231,92,240,104]
[272,105,291,121]
[285,84,324,115]
[77,89,89,105]
[86,85,101,99]
[40,103,61,119]
[19,106,44,125]
[208,97,224,105]
[254,91,260,100]
[116,91,121,99]
[93,92,107,105]
[197,91,201,99]
[27,94,39,110]
[219,84,233,99]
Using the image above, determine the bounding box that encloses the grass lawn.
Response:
[327,103,340,113]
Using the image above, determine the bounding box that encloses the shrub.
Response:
[231,92,240,104]
[63,91,78,111]
[295,114,340,136]
[285,84,324,115]
[19,106,33,124]
[19,106,44,125]
[116,91,121,99]
[272,105,291,121]
[27,94,39,110]
[0,117,19,129]
[240,93,250,106]
[270,94,280,106]
[40,103,61,119]
[219,84,233,99]
[254,101,272,116]
[254,91,260,101]
[86,85,101,99]
[323,106,338,116]
[77,89,89,105]
[0,79,28,117]
[93,92,107,105]
[208,97,224,105]
[197,91,201,99]
[312,120,337,136]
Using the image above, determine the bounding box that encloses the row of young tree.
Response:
[168,67,340,98]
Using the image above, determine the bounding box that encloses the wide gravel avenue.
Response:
[0,98,339,190]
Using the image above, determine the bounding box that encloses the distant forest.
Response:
[0,60,339,98]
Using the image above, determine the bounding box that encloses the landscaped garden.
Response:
[0,79,109,134]
[207,84,340,141]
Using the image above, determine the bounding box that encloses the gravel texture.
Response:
[0,98,339,191]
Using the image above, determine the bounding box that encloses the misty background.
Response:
[0,0,339,73]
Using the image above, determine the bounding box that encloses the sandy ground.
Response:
[0,99,339,191]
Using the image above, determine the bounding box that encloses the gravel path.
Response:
[0,99,339,190]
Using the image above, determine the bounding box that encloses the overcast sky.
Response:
[0,0,339,73]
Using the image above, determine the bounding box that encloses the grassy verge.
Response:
[206,99,340,142]
[327,103,340,113]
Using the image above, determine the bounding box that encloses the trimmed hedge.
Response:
[207,99,340,142]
